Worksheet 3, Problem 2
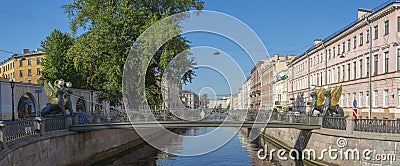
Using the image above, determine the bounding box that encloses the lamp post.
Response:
[10,80,15,121]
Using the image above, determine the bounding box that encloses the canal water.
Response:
[94,128,305,166]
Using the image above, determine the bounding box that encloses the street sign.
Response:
[35,89,42,93]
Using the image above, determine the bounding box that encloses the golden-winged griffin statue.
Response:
[41,79,74,117]
[309,85,344,117]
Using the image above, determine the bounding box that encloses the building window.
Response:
[366,57,370,76]
[27,59,32,66]
[367,29,370,43]
[19,60,23,67]
[353,36,357,49]
[359,92,363,107]
[36,58,41,65]
[341,94,345,106]
[37,68,41,75]
[398,17,400,32]
[342,42,345,53]
[338,44,340,55]
[347,63,351,80]
[320,54,323,63]
[28,80,31,83]
[337,66,340,82]
[384,20,389,35]
[320,72,322,85]
[374,55,378,75]
[374,25,378,39]
[28,69,32,76]
[398,49,400,71]
[384,90,388,107]
[398,89,400,107]
[348,39,351,51]
[342,65,345,81]
[359,33,363,46]
[366,91,370,107]
[353,61,356,79]
[19,70,23,77]
[328,49,331,59]
[328,70,331,84]
[360,59,363,78]
[384,52,389,73]
[374,90,378,107]
[333,47,336,57]
[347,93,350,107]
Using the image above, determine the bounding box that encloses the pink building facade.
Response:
[288,1,400,119]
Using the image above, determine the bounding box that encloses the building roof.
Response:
[0,49,44,65]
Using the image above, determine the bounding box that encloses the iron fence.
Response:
[322,117,346,130]
[2,119,38,142]
[44,117,67,131]
[354,119,400,134]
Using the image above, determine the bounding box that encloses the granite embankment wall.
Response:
[0,128,161,165]
[263,127,400,165]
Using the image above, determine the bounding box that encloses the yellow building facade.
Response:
[0,49,45,84]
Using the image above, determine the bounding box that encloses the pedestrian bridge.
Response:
[69,120,322,131]
[68,110,323,131]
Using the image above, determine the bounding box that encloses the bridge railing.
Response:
[1,119,38,143]
[0,117,71,151]
[44,117,69,131]
[269,112,322,125]
[322,116,347,130]
[354,119,400,134]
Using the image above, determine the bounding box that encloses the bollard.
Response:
[66,116,72,129]
[346,116,354,133]
[34,117,42,136]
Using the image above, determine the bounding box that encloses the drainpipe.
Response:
[291,63,295,111]
[322,42,327,86]
[365,13,372,119]
[307,52,310,93]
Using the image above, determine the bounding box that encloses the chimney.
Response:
[314,39,323,47]
[273,54,280,60]
[22,49,30,54]
[358,8,372,20]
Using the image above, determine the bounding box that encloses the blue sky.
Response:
[0,0,391,95]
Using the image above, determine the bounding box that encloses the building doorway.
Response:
[17,92,37,118]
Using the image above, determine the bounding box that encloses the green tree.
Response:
[41,29,82,87]
[63,0,203,105]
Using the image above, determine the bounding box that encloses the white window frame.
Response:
[359,92,363,107]
[397,89,400,107]
[384,90,388,107]
[374,90,378,107]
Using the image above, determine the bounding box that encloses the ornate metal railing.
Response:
[322,117,347,130]
[2,120,38,142]
[354,119,400,134]
[44,117,68,131]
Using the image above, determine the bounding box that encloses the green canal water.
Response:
[93,128,306,166]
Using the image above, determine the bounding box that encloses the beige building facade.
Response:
[0,49,44,84]
[288,1,400,119]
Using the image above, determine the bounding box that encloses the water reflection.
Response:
[94,128,306,166]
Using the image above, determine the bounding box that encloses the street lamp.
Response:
[10,79,15,121]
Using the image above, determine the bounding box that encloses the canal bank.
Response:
[262,127,400,165]
[0,128,164,166]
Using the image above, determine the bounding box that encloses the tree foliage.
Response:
[59,0,203,105]
[41,29,82,87]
